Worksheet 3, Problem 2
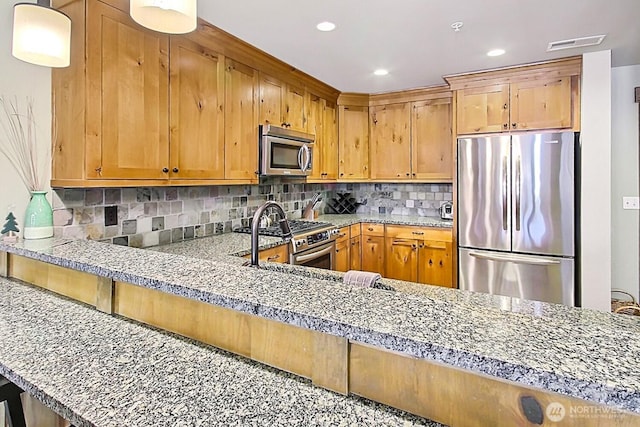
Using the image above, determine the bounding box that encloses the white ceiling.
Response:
[198,0,640,94]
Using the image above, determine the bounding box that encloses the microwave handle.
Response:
[299,144,311,172]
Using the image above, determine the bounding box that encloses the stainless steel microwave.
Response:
[259,125,314,176]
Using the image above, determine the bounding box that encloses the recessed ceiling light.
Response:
[373,69,389,76]
[450,21,463,32]
[316,21,336,32]
[487,49,506,57]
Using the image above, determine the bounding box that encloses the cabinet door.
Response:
[369,103,411,179]
[339,106,369,179]
[350,236,362,271]
[418,240,452,287]
[510,77,572,131]
[456,84,509,135]
[259,73,284,126]
[385,238,418,282]
[283,83,307,132]
[260,244,289,264]
[412,98,453,181]
[307,93,324,180]
[86,1,169,179]
[169,36,225,179]
[361,235,385,275]
[322,100,339,180]
[225,59,259,181]
[334,240,350,272]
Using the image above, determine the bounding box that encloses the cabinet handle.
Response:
[367,227,374,231]
[266,254,280,261]
[281,122,287,127]
[503,123,508,129]
[429,259,433,266]
[162,168,169,173]
[503,103,508,109]
[173,168,179,173]
[512,123,517,128]
[412,231,424,235]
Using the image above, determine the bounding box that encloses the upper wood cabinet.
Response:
[259,74,307,132]
[170,36,225,180]
[448,57,581,135]
[322,100,339,180]
[51,0,339,188]
[85,1,170,180]
[369,103,411,180]
[412,97,453,181]
[225,59,259,181]
[338,105,370,180]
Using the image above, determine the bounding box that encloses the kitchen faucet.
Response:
[250,201,292,267]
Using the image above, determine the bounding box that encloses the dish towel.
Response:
[343,270,382,288]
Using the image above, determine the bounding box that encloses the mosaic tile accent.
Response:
[52,182,452,248]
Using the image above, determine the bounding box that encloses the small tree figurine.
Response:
[2,212,19,242]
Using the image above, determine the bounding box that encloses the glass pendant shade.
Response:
[12,3,71,68]
[130,0,197,34]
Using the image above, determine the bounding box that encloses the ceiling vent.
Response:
[547,35,606,52]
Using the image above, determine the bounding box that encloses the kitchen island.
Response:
[0,215,639,425]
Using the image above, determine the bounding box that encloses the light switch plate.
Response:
[623,196,639,210]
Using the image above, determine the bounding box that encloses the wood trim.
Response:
[445,56,582,90]
[337,93,370,107]
[50,177,258,188]
[0,251,7,278]
[368,85,452,106]
[312,333,348,394]
[349,342,640,427]
[7,256,98,306]
[95,276,114,314]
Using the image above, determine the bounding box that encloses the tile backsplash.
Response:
[52,182,452,248]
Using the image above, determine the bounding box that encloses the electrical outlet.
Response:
[104,205,118,226]
[623,197,640,210]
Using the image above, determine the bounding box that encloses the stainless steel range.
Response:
[235,219,339,269]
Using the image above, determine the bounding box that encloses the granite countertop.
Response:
[2,236,640,415]
[0,277,441,427]
[315,213,453,228]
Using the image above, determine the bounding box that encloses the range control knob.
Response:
[294,239,305,247]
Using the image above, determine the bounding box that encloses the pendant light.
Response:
[12,0,71,68]
[130,0,197,34]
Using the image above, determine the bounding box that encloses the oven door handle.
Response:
[294,244,334,262]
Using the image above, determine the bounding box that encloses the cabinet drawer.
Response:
[349,223,361,237]
[335,226,350,244]
[243,244,288,263]
[361,223,384,237]
[385,225,452,242]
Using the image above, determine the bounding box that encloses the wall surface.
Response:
[580,51,612,311]
[611,64,640,300]
[0,2,52,235]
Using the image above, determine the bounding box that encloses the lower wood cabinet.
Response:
[385,238,418,282]
[361,223,385,275]
[418,240,452,287]
[243,244,288,264]
[350,235,362,271]
[334,226,350,272]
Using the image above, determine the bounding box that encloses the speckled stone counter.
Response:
[315,213,453,228]
[1,237,640,415]
[0,277,441,427]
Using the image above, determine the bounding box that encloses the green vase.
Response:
[23,191,53,239]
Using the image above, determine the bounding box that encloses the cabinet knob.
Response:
[512,123,517,128]
[162,168,169,173]
[503,103,508,109]
[412,173,416,177]
[503,123,508,129]
[406,173,410,177]
[173,168,179,173]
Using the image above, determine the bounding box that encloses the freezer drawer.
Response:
[458,248,574,306]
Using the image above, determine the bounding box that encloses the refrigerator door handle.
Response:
[515,156,521,231]
[469,251,561,266]
[502,156,508,231]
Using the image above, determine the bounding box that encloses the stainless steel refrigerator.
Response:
[457,131,579,306]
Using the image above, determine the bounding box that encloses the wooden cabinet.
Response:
[385,225,453,287]
[411,98,453,181]
[307,95,338,181]
[259,74,307,132]
[450,58,580,135]
[170,35,225,180]
[350,235,362,271]
[334,226,351,272]
[361,223,385,275]
[85,0,170,180]
[385,238,418,282]
[224,59,259,182]
[369,103,411,180]
[243,244,289,264]
[338,106,369,179]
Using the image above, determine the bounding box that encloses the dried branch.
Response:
[0,96,49,192]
